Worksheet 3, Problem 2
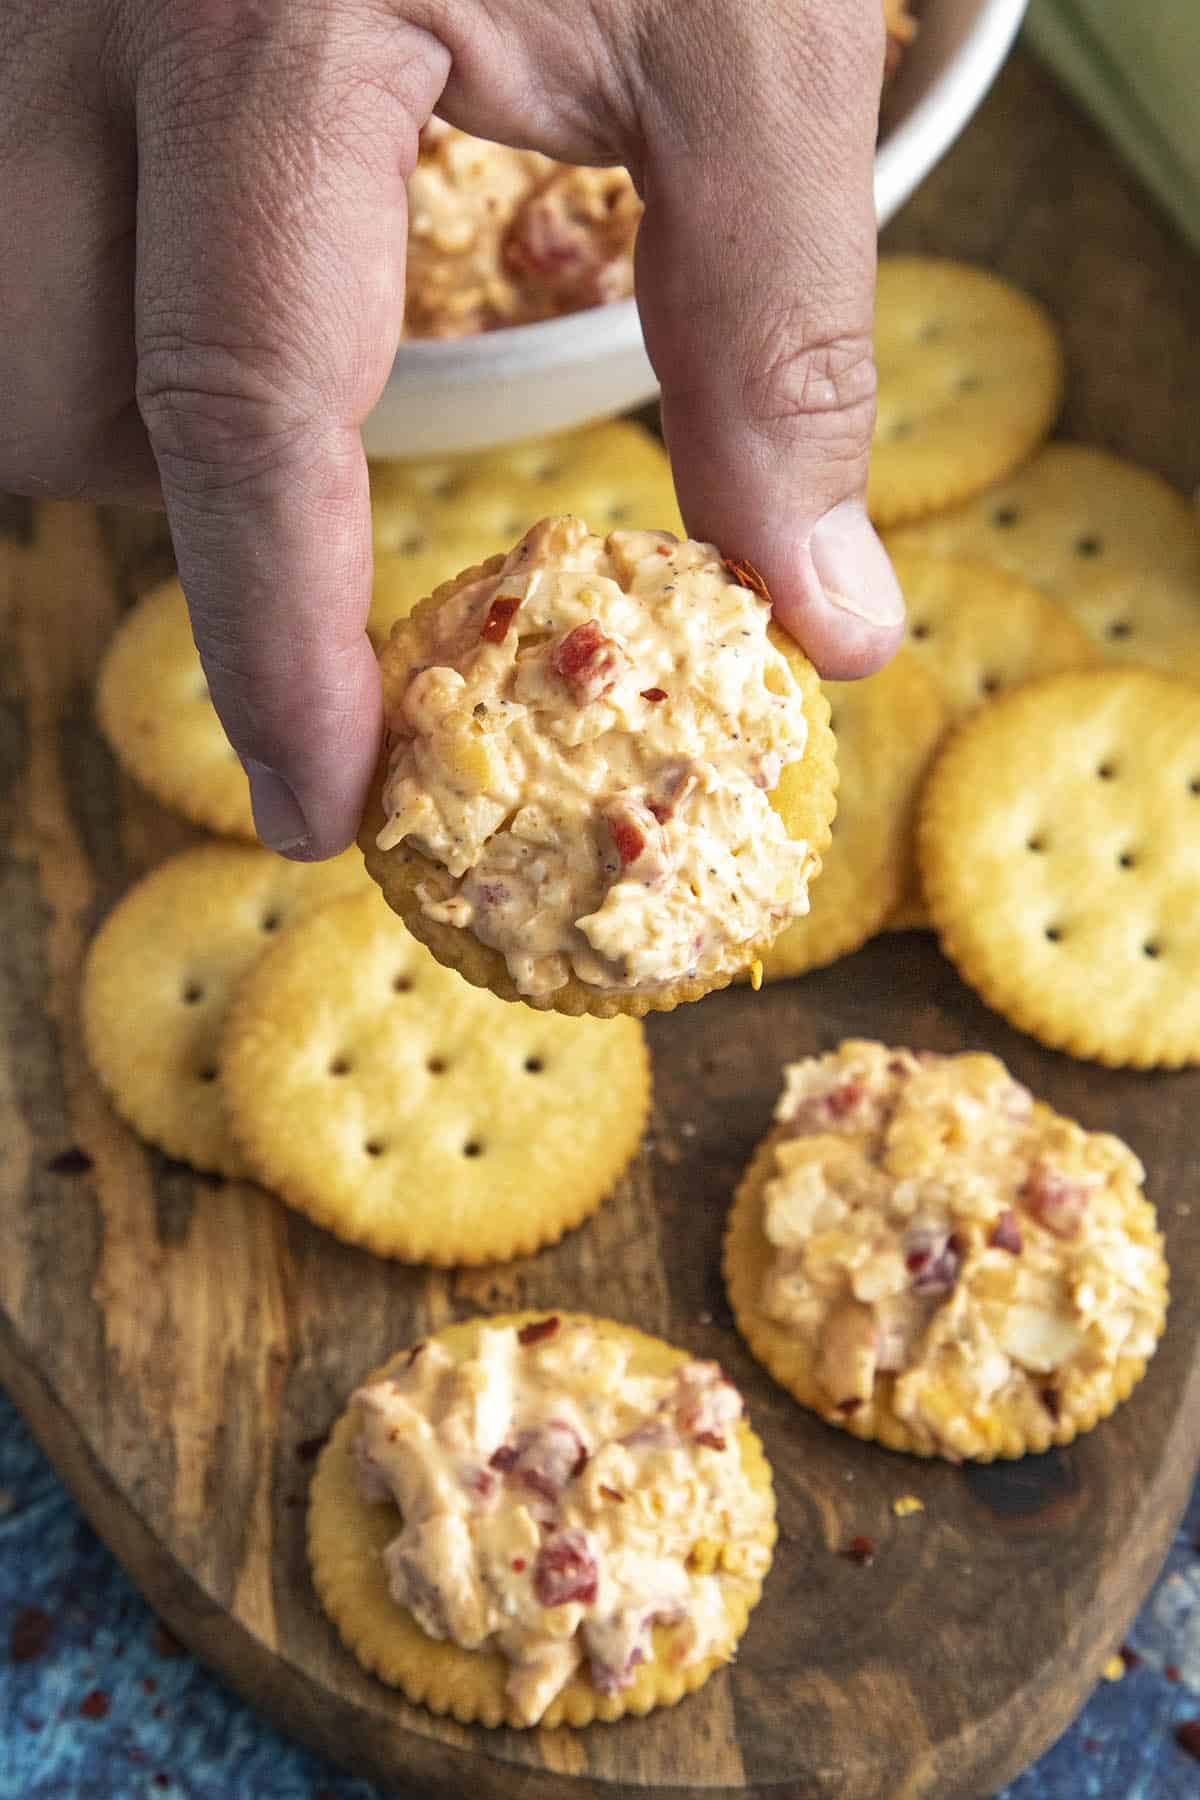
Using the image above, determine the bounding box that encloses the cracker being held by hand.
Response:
[369,420,683,645]
[221,892,651,1261]
[81,845,369,1175]
[309,1313,775,1728]
[724,1042,1167,1461]
[920,670,1200,1066]
[361,516,837,1017]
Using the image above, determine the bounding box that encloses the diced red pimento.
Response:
[904,1227,963,1296]
[990,1210,1023,1254]
[517,1315,560,1347]
[550,620,626,704]
[605,798,670,877]
[534,1529,599,1607]
[1021,1162,1092,1238]
[480,595,520,643]
[826,1079,865,1119]
[673,1361,742,1447]
[492,1420,589,1503]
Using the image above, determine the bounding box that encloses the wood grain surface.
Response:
[2,45,1199,1800]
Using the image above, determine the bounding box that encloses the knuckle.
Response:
[742,326,877,455]
[136,339,315,497]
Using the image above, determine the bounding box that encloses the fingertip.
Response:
[771,500,906,680]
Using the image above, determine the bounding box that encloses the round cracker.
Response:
[96,580,255,839]
[880,551,1098,931]
[309,1311,775,1728]
[221,894,651,1261]
[368,420,683,645]
[868,258,1064,527]
[756,650,943,978]
[920,670,1200,1067]
[81,845,368,1175]
[362,560,837,1017]
[724,1121,1166,1463]
[885,444,1200,677]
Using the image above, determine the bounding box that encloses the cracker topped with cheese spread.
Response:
[724,1041,1167,1461]
[361,516,836,1017]
[308,1313,776,1730]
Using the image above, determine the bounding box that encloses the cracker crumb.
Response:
[749,959,763,991]
[1101,1654,1126,1682]
[892,1495,924,1518]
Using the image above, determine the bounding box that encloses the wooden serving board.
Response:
[2,47,1200,1800]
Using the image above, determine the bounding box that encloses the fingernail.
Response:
[243,759,311,855]
[809,499,905,628]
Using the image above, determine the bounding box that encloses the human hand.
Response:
[0,0,903,857]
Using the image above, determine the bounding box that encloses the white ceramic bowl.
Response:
[363,0,1029,460]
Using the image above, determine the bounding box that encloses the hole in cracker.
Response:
[1044,924,1063,944]
[607,502,633,524]
[1097,761,1117,781]
[194,679,210,701]
[364,1138,388,1157]
[399,534,427,556]
[1075,534,1103,558]
[1107,619,1132,640]
[1191,778,1200,796]
[182,981,205,1004]
[1118,850,1138,870]
[427,1056,448,1075]
[1026,835,1046,853]
[199,1065,218,1083]
[463,1139,484,1158]
[503,516,524,535]
[910,620,932,642]
[917,321,943,344]
[432,478,460,500]
[980,674,1002,697]
[958,373,981,394]
[889,418,914,443]
[535,463,562,481]
[1143,939,1163,959]
[392,972,414,993]
[329,1056,352,1077]
[991,506,1020,529]
[260,911,282,933]
[524,1056,545,1074]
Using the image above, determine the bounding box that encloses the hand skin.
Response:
[0,0,904,857]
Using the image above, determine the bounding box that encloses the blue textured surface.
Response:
[1,1386,1197,1799]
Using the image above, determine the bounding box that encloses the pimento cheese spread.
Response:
[352,1317,772,1725]
[758,1042,1163,1456]
[405,120,641,339]
[377,516,817,997]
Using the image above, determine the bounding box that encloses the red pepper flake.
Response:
[1175,1719,1200,1760]
[608,812,647,868]
[9,1607,52,1663]
[694,1430,727,1451]
[599,1485,626,1504]
[154,1623,183,1659]
[46,1146,94,1175]
[722,556,772,604]
[480,596,520,643]
[518,1316,560,1347]
[1120,1644,1140,1670]
[640,687,667,702]
[79,1689,110,1720]
[571,1445,590,1481]
[1166,1663,1181,1682]
[511,1558,527,1572]
[840,1535,876,1567]
[989,1210,1023,1254]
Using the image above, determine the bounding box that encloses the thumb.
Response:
[634,1,903,680]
